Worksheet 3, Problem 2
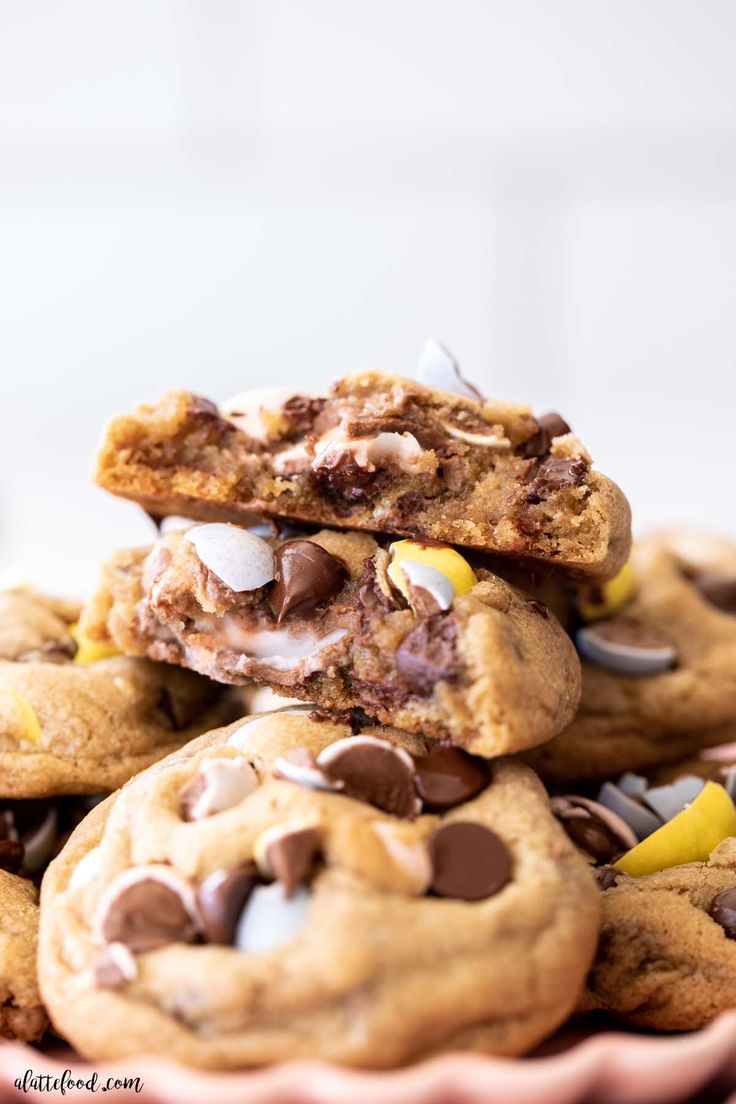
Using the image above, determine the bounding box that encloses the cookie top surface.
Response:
[0,868,48,1042]
[94,373,631,579]
[39,709,600,1068]
[0,589,238,797]
[79,526,582,757]
[584,838,736,1031]
[525,532,736,782]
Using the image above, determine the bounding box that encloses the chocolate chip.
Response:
[264,827,321,898]
[0,839,24,874]
[395,615,460,696]
[519,412,572,458]
[428,822,512,901]
[317,737,420,818]
[528,599,550,619]
[99,870,199,952]
[270,540,348,622]
[525,456,588,503]
[197,865,259,945]
[709,888,736,938]
[312,451,388,505]
[414,746,489,811]
[692,572,736,616]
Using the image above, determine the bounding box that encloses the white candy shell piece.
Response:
[183,758,258,821]
[187,524,275,593]
[235,883,310,954]
[597,782,662,841]
[414,339,481,400]
[399,560,455,612]
[643,776,705,822]
[576,625,676,677]
[220,387,297,442]
[272,753,342,793]
[617,772,649,797]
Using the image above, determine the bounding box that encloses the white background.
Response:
[1,1,735,594]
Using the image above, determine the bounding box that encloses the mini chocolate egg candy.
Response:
[187,524,275,593]
[576,619,676,676]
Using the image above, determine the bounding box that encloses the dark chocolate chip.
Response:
[708,887,736,938]
[519,412,572,459]
[270,540,348,622]
[265,827,321,898]
[528,599,550,619]
[428,821,512,901]
[692,572,736,616]
[395,615,460,696]
[414,746,489,811]
[197,865,259,945]
[0,839,24,874]
[100,873,199,952]
[318,738,419,818]
[525,456,588,504]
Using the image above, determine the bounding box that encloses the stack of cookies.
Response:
[5,341,736,1065]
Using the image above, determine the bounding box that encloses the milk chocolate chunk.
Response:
[428,822,512,901]
[414,746,489,811]
[525,456,588,503]
[519,412,572,459]
[395,615,459,695]
[312,450,388,504]
[271,540,348,622]
[98,868,199,952]
[263,826,321,898]
[197,865,258,945]
[317,736,420,818]
[708,887,736,938]
[693,571,736,616]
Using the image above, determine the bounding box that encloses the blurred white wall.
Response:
[1,0,735,593]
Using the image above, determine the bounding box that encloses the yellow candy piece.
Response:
[69,623,121,665]
[578,561,636,622]
[615,781,736,878]
[387,540,477,607]
[0,690,42,746]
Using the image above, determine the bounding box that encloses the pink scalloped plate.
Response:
[2,1016,736,1104]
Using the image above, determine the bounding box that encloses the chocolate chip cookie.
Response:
[0,589,239,796]
[524,533,736,783]
[583,837,736,1030]
[78,526,581,757]
[0,869,47,1041]
[38,708,600,1067]
[94,369,630,578]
